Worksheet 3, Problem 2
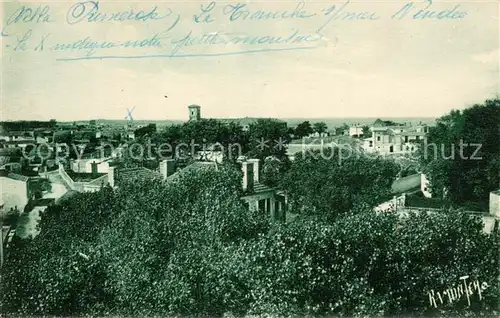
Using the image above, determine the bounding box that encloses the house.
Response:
[0,171,32,212]
[349,124,364,138]
[238,157,287,221]
[70,158,112,174]
[363,123,428,155]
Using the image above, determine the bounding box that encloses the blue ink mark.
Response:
[1,5,52,37]
[317,0,379,33]
[392,0,467,20]
[55,46,318,62]
[66,0,169,25]
[168,29,321,57]
[34,33,51,51]
[223,1,315,22]
[125,106,136,121]
[193,1,216,24]
[13,29,32,51]
[51,32,167,57]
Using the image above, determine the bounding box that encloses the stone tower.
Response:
[188,105,201,121]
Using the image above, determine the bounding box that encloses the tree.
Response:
[313,122,328,134]
[261,156,287,187]
[362,125,370,137]
[281,147,399,221]
[247,119,291,161]
[1,165,498,317]
[294,121,314,138]
[418,98,500,209]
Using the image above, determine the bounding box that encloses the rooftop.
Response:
[0,172,30,182]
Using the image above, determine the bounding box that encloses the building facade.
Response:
[188,105,201,121]
[363,124,428,155]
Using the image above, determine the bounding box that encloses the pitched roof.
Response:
[4,173,30,182]
[253,181,273,193]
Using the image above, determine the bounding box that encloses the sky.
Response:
[1,0,499,121]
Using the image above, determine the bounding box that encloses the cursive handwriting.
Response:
[223,1,316,22]
[193,1,216,24]
[66,1,169,25]
[2,0,471,61]
[317,0,379,33]
[392,0,467,20]
[1,5,52,37]
[170,29,321,56]
[52,33,165,56]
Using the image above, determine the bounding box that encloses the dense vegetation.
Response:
[1,161,498,316]
[418,98,500,210]
[1,100,499,316]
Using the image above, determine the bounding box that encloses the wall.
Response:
[0,177,28,211]
[70,159,110,173]
[374,194,406,213]
[59,165,75,190]
[490,191,500,217]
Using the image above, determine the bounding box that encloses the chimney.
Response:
[108,166,115,187]
[160,159,176,180]
[241,161,254,192]
[91,161,98,178]
[247,158,260,183]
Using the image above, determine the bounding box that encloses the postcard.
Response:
[1,0,499,317]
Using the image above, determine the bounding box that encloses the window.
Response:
[389,146,394,153]
[369,141,373,147]
[405,136,409,143]
[416,136,420,141]
[377,136,381,141]
[424,187,428,192]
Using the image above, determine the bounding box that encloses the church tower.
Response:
[188,105,201,121]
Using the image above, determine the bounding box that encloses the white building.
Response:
[0,172,31,212]
[349,125,364,137]
[363,124,428,155]
[70,158,111,174]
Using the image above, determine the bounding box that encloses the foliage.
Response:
[362,125,371,137]
[281,147,399,221]
[148,119,251,162]
[294,121,314,138]
[261,156,288,187]
[418,98,500,208]
[1,152,499,317]
[313,122,328,134]
[247,119,291,162]
[0,120,56,131]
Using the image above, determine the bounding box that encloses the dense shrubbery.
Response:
[1,154,499,316]
[419,98,500,208]
[281,147,400,220]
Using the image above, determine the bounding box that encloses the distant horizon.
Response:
[1,116,437,122]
